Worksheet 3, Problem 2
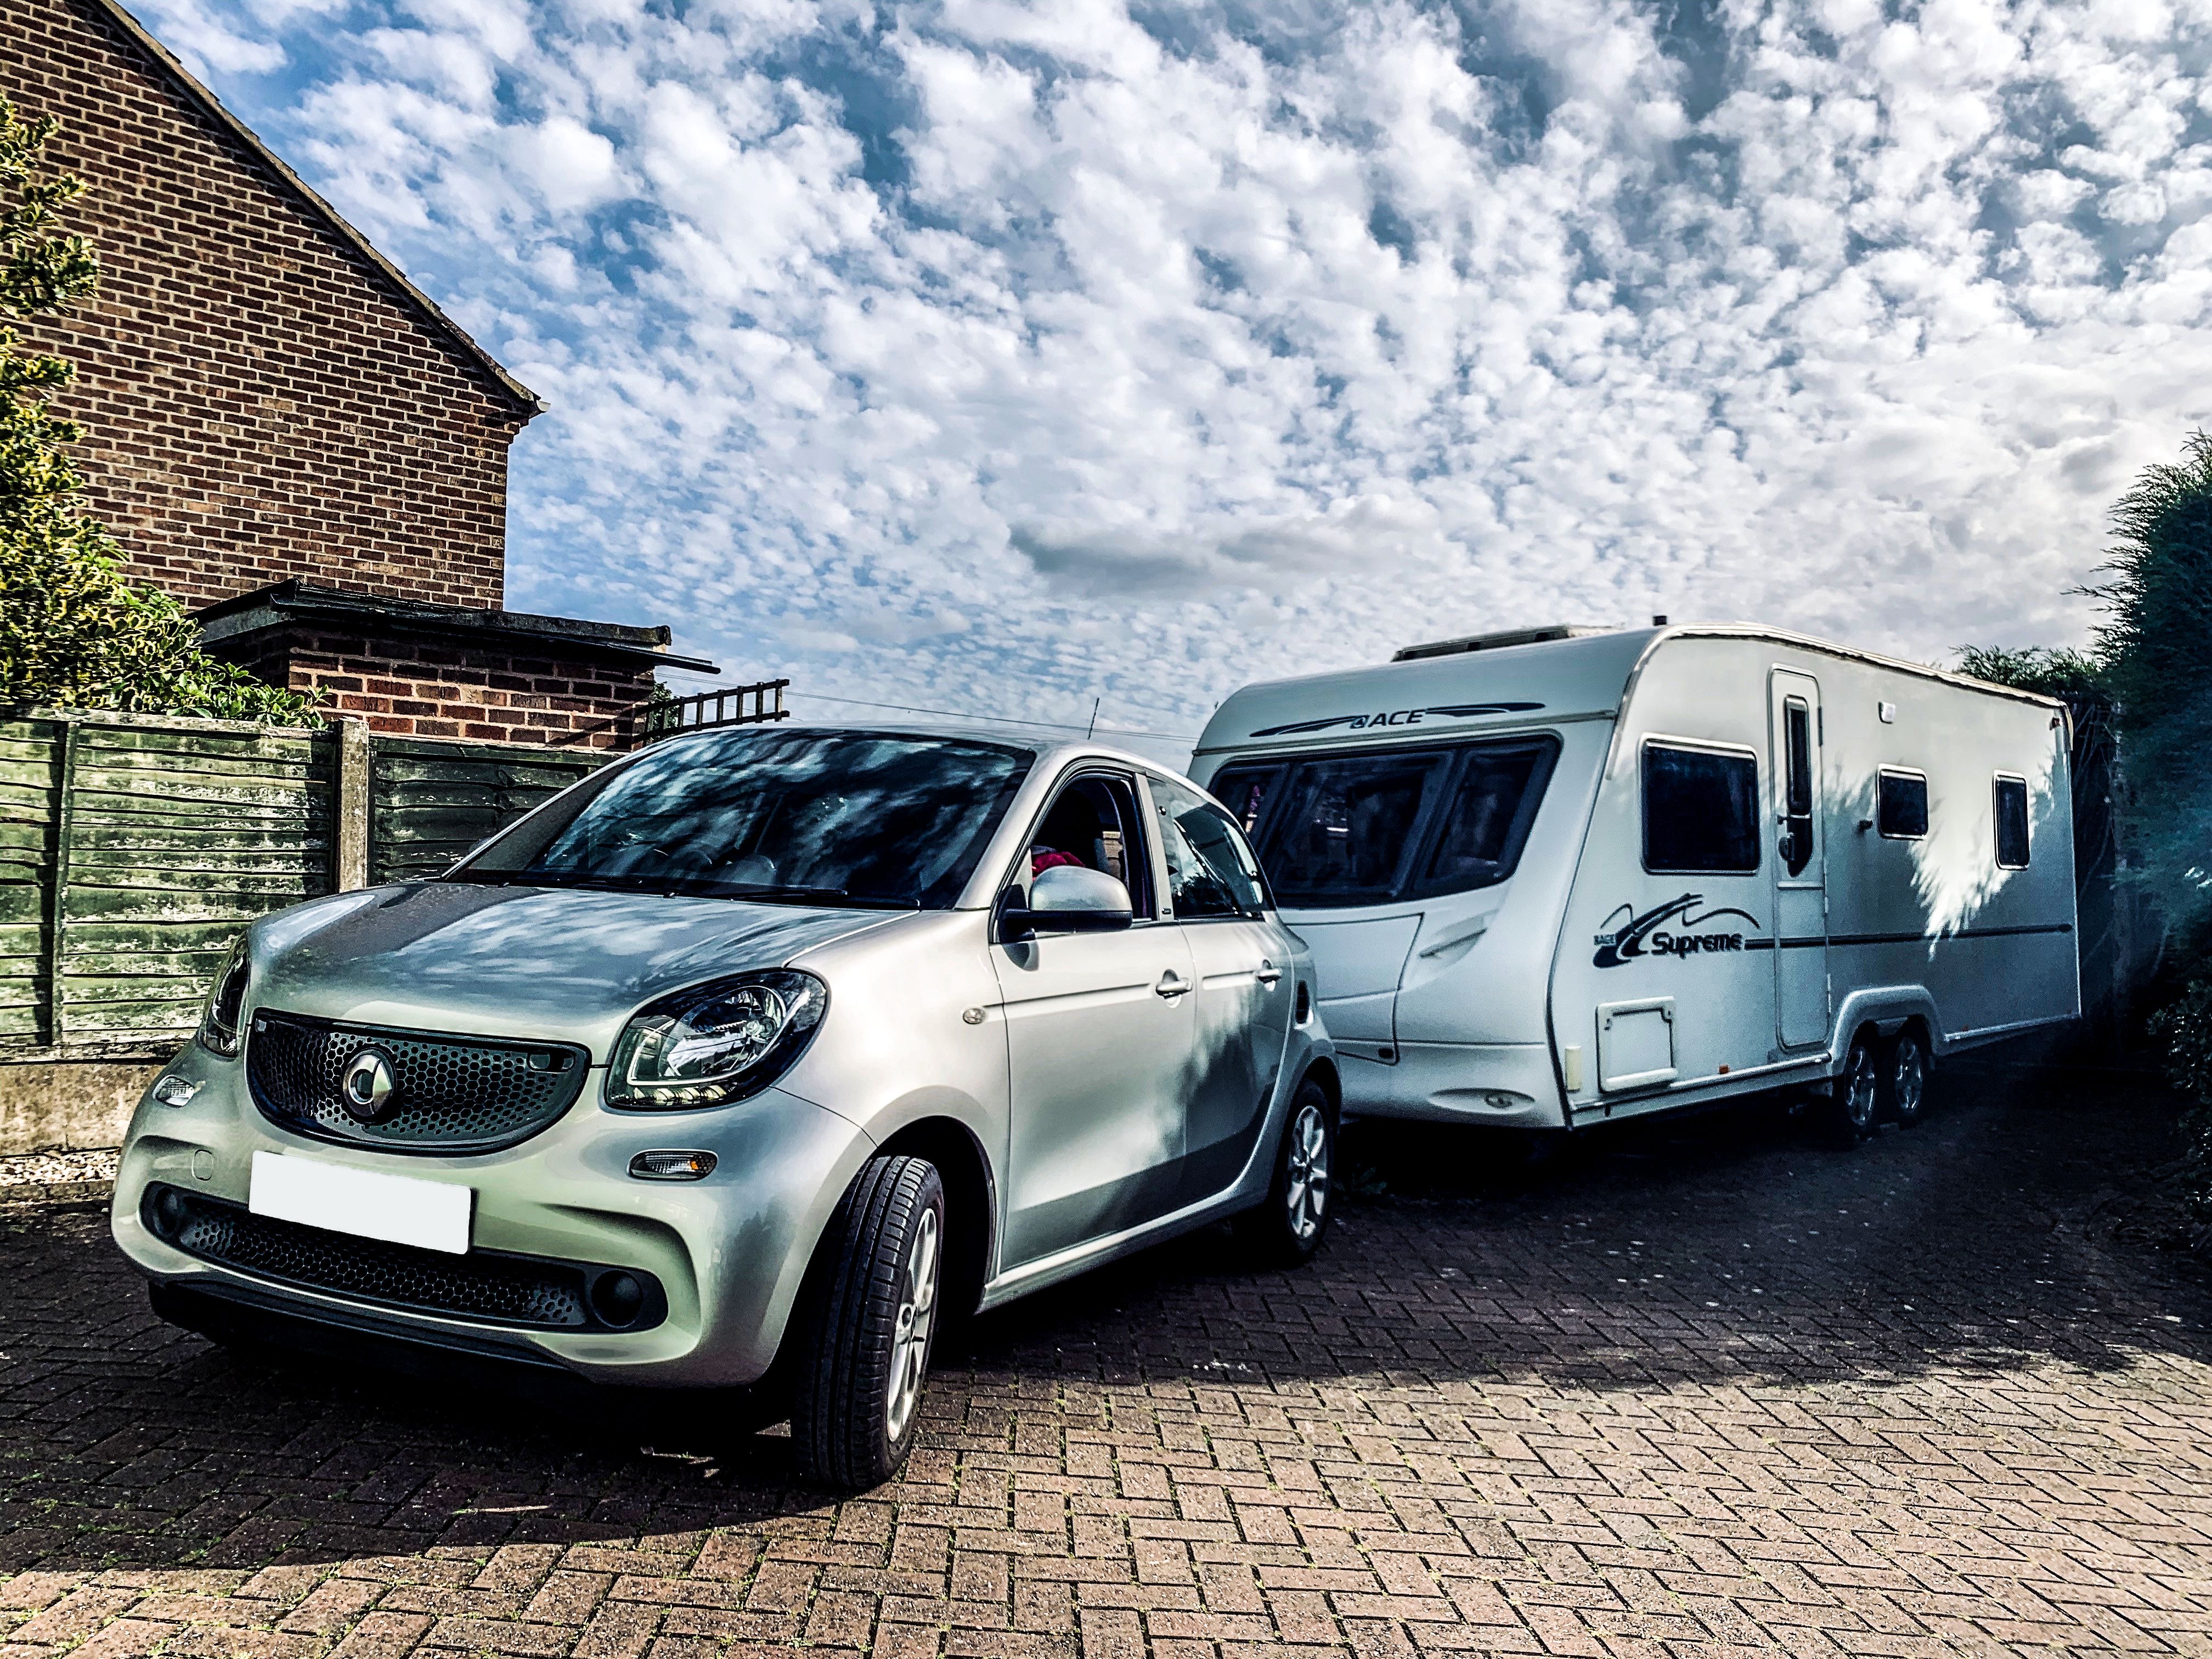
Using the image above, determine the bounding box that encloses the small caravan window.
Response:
[1877,770,1929,839]
[1994,775,2030,868]
[1210,735,1558,909]
[1641,742,1759,874]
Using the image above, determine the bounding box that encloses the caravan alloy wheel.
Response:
[1827,1037,1881,1147]
[1884,1029,1931,1127]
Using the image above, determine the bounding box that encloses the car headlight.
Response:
[605,970,828,1110]
[197,940,250,1057]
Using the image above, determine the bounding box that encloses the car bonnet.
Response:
[246,881,905,1062]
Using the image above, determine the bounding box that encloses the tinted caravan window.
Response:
[1878,770,1929,839]
[1994,775,2030,868]
[1642,742,1759,873]
[1420,741,1558,893]
[1246,751,1448,905]
[1211,736,1558,909]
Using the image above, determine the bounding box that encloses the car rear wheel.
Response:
[1824,1035,1881,1147]
[793,1155,944,1491]
[1883,1028,1932,1126]
[1235,1079,1335,1266]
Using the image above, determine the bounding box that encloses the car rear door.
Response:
[1144,774,1295,1205]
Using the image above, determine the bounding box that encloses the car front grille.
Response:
[245,1012,590,1154]
[143,1186,664,1332]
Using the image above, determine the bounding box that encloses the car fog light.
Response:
[149,1187,189,1240]
[590,1271,646,1328]
[629,1149,716,1181]
[152,1075,203,1108]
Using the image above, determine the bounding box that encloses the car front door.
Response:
[1146,774,1296,1206]
[991,769,1197,1267]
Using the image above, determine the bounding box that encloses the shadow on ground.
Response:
[2,1043,2206,1572]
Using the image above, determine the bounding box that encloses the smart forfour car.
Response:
[111,727,1337,1488]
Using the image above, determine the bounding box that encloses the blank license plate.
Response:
[249,1150,473,1255]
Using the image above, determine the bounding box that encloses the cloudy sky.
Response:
[142,0,2212,759]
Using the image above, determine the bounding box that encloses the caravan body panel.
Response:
[1194,626,2079,1131]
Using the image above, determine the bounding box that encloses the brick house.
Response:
[2,0,714,746]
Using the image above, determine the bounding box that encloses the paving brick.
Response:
[3,1070,2211,1658]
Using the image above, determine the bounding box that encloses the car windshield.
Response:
[448,729,1035,909]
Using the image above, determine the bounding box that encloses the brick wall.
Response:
[0,0,537,613]
[250,628,659,751]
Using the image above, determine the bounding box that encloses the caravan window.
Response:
[1241,751,1446,905]
[1994,775,2030,867]
[1210,736,1558,908]
[1877,769,1929,839]
[1641,742,1760,874]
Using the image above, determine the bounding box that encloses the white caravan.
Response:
[1189,624,2080,1142]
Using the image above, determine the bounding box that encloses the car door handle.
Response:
[1154,970,1193,1000]
[1254,961,1283,986]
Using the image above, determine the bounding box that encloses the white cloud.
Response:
[118,0,2212,754]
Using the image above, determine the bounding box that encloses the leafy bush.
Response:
[0,97,316,725]
[1954,644,2105,706]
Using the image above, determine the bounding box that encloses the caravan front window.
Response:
[1210,736,1558,909]
[1251,751,1444,905]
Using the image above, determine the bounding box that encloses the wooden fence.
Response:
[0,712,612,1063]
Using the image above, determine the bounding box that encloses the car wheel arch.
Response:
[872,1115,995,1322]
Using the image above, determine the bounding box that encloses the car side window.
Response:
[1151,776,1269,921]
[1022,772,1155,918]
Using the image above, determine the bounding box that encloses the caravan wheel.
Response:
[1824,1037,1881,1147]
[1883,1029,1931,1127]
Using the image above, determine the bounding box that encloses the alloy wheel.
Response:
[1844,1048,1878,1132]
[885,1205,939,1443]
[1284,1101,1330,1242]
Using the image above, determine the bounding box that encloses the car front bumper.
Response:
[110,1042,874,1387]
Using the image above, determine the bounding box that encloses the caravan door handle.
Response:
[1254,961,1283,986]
[1154,970,1193,1000]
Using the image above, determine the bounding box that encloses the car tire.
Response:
[1825,1035,1881,1147]
[1882,1027,1932,1127]
[1234,1078,1336,1266]
[792,1155,945,1491]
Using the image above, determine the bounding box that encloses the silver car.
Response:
[111,727,1338,1487]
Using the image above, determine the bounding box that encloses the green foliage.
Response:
[1954,644,2107,706]
[2083,430,2212,943]
[0,97,315,726]
[2149,981,2212,1228]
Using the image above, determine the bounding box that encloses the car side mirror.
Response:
[996,866,1135,940]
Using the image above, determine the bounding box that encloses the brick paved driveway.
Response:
[3,1059,2210,1657]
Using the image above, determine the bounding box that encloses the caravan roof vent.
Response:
[1391,624,1609,663]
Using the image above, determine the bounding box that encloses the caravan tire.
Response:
[1883,1028,1932,1127]
[1825,1037,1881,1147]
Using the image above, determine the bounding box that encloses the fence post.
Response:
[41,719,77,1048]
[334,719,371,892]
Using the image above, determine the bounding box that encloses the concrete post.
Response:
[334,718,370,891]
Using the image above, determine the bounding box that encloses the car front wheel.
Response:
[793,1154,944,1490]
[1235,1078,1336,1265]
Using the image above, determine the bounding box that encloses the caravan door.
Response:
[1769,670,1829,1049]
